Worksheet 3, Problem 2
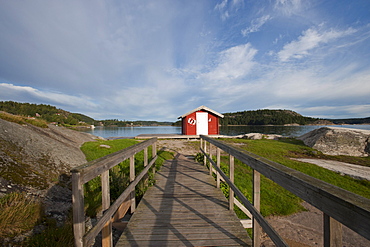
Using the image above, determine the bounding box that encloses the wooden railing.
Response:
[71,138,157,247]
[200,135,370,247]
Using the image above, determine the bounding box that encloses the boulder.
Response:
[237,133,282,140]
[298,127,370,157]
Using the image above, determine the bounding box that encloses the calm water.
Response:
[82,126,182,138]
[80,124,370,139]
[221,125,370,137]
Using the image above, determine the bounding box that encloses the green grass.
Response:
[225,138,370,198]
[80,139,173,217]
[199,138,370,219]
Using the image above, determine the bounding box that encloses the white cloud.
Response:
[214,0,243,20]
[274,0,304,16]
[202,43,257,81]
[242,15,272,36]
[0,83,97,110]
[215,0,228,10]
[278,27,356,62]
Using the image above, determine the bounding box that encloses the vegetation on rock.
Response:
[0,192,42,239]
[0,101,94,126]
[0,111,48,128]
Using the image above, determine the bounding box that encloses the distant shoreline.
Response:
[224,123,370,127]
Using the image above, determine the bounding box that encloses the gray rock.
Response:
[239,133,283,140]
[99,144,111,148]
[298,127,370,157]
[0,118,101,189]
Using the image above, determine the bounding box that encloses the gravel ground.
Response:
[292,158,370,181]
[157,138,201,156]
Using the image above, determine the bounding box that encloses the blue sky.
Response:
[1,0,370,121]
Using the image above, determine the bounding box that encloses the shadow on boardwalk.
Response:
[116,152,251,246]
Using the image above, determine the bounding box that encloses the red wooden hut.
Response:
[178,106,224,135]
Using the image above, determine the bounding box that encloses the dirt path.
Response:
[157,139,370,246]
[157,138,200,156]
[292,158,370,181]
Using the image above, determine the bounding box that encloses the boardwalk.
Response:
[116,153,252,246]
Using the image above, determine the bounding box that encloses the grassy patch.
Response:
[0,193,42,239]
[198,138,370,218]
[81,139,173,217]
[0,111,48,128]
[197,153,304,218]
[224,138,370,199]
[81,139,140,162]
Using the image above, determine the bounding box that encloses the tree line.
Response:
[0,101,172,126]
[329,117,370,125]
[0,101,94,126]
[220,109,319,126]
[99,119,173,127]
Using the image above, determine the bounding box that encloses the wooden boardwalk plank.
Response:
[116,154,251,247]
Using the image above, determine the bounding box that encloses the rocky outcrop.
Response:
[298,127,370,157]
[0,118,103,241]
[0,118,101,190]
[0,119,106,246]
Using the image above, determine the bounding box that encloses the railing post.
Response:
[324,213,342,247]
[144,147,148,167]
[209,143,213,176]
[130,155,136,213]
[152,142,157,174]
[229,154,234,211]
[253,170,261,247]
[216,147,221,188]
[152,142,156,159]
[203,140,207,167]
[72,172,85,247]
[101,170,112,247]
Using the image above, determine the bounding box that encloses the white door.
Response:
[196,112,208,135]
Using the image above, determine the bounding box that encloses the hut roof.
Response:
[178,105,224,119]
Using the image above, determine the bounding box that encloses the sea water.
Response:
[80,124,370,139]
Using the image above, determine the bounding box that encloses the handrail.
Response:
[72,138,157,184]
[201,147,288,246]
[200,135,370,246]
[71,138,158,247]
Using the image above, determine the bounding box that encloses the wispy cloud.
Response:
[242,15,272,36]
[274,0,304,16]
[277,27,357,62]
[215,0,228,10]
[201,43,257,81]
[214,0,229,20]
[214,0,244,21]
